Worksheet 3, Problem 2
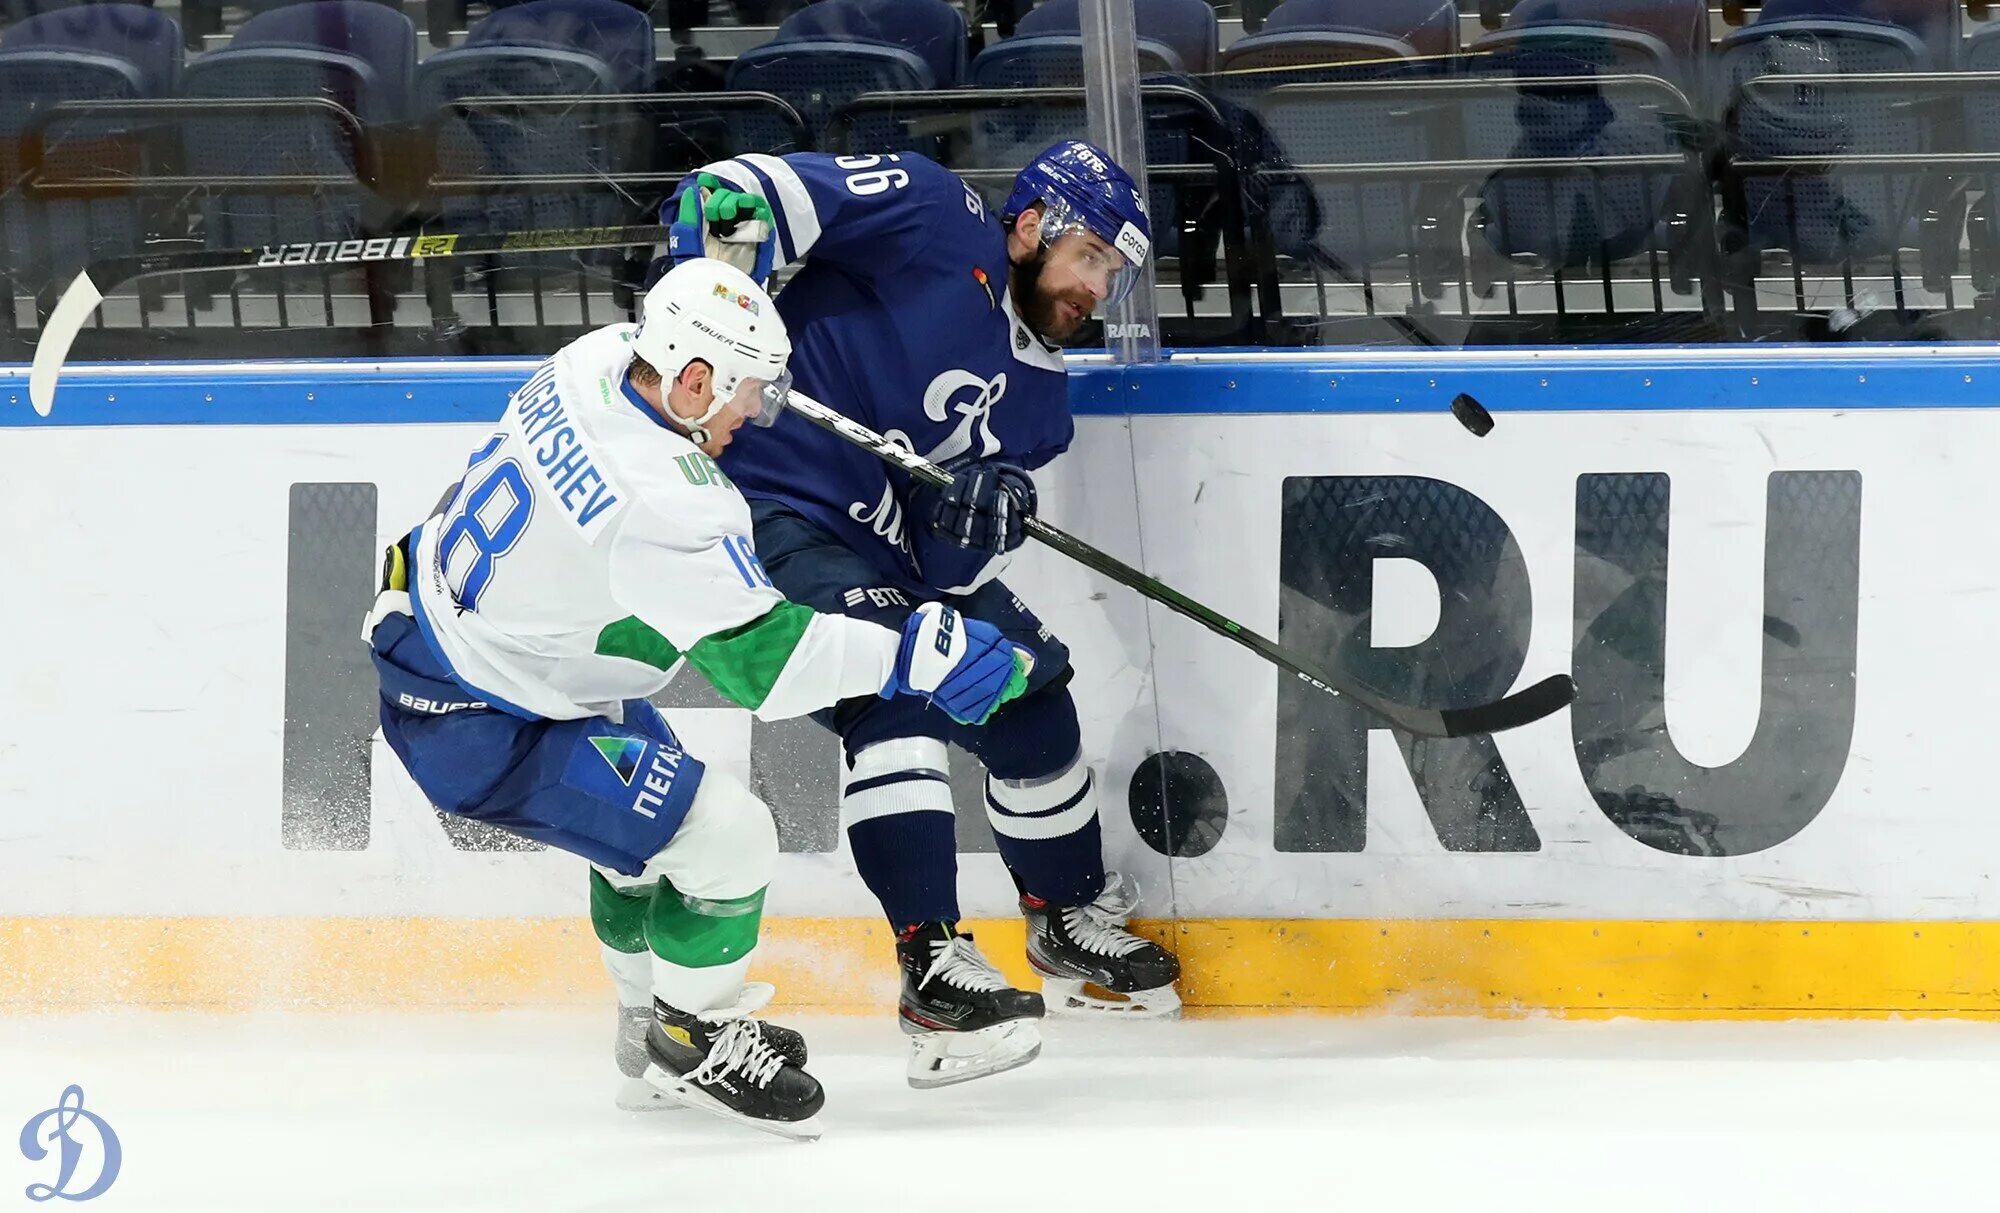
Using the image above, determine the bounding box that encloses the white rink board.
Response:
[1,407,1991,920]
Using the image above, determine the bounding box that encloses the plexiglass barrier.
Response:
[6,0,1999,358]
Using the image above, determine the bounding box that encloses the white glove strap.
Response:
[902,601,969,695]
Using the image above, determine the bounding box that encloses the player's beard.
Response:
[1011,246,1094,343]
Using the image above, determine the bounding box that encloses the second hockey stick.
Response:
[28,224,672,417]
[783,390,1576,738]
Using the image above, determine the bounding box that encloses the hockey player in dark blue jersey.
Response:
[660,141,1182,1089]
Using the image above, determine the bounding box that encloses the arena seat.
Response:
[1231,1,1462,298]
[726,0,964,154]
[0,0,154,27]
[1716,0,1962,283]
[415,0,653,261]
[1460,0,1711,286]
[1221,0,1457,102]
[180,0,413,250]
[1003,0,1217,74]
[1960,23,2000,290]
[0,3,178,304]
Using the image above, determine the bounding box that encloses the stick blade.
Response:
[30,269,105,417]
[1437,673,1576,738]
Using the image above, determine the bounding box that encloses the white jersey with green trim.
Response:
[409,323,900,723]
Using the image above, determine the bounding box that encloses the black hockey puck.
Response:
[1450,392,1495,437]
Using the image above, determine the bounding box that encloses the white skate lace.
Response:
[1061,902,1151,959]
[923,935,1011,993]
[1057,874,1152,959]
[1092,872,1141,923]
[688,1019,787,1090]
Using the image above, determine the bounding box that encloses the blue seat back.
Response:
[180,1,412,249]
[726,37,934,153]
[199,0,414,118]
[2,2,177,82]
[1717,0,1951,264]
[1502,0,1707,65]
[417,0,650,259]
[1963,26,2000,152]
[1471,0,1704,92]
[0,4,178,291]
[1456,0,1705,269]
[775,0,966,86]
[467,0,653,92]
[1251,72,1443,270]
[1012,0,1217,74]
[1260,0,1458,57]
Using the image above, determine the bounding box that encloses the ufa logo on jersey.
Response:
[18,1085,120,1202]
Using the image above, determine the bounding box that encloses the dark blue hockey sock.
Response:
[961,685,1105,907]
[984,756,1106,907]
[843,738,961,928]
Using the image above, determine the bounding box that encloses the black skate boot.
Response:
[1024,873,1182,1017]
[642,984,824,1140]
[617,1000,809,1112]
[896,923,1044,1089]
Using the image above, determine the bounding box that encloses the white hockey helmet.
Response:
[633,258,793,443]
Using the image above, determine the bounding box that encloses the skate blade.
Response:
[640,1065,822,1142]
[1040,976,1183,1019]
[616,1076,682,1112]
[906,1019,1043,1090]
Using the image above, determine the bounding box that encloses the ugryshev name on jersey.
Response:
[506,364,626,542]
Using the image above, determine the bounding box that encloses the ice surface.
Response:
[6,1013,1998,1212]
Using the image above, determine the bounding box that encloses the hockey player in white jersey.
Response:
[365,259,1034,1139]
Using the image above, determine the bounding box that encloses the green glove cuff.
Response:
[973,650,1035,725]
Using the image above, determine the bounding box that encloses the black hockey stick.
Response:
[28,224,672,416]
[784,390,1575,738]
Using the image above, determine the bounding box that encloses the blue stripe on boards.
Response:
[11,346,2000,426]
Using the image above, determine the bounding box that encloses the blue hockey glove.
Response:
[920,459,1037,556]
[881,602,1034,725]
[663,172,776,284]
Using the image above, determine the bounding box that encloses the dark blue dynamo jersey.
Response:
[667,152,1073,595]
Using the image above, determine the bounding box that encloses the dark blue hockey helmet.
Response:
[1002,139,1152,306]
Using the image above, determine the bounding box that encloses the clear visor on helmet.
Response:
[740,368,793,428]
[1036,197,1147,308]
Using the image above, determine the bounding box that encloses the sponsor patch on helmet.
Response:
[1115,221,1150,267]
[711,281,762,314]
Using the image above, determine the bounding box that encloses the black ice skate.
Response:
[897,923,1044,1089]
[617,1000,808,1112]
[1024,874,1182,1018]
[641,983,824,1140]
